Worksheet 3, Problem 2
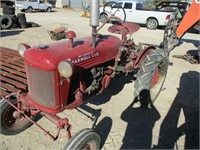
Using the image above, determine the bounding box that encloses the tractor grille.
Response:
[25,64,58,108]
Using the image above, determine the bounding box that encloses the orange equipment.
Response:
[176,0,200,37]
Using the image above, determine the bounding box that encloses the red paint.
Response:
[134,46,156,69]
[24,35,122,71]
[151,68,159,88]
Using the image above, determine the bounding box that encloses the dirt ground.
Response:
[0,8,199,150]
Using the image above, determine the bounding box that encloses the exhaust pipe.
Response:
[90,0,99,48]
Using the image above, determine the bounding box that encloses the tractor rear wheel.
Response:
[0,97,35,135]
[134,48,169,106]
[64,128,101,150]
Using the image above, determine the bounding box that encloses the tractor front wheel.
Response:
[0,97,35,135]
[134,48,169,106]
[64,128,101,150]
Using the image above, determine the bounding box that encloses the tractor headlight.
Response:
[58,60,74,78]
[18,43,30,57]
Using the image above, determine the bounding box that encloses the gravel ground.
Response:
[0,8,199,150]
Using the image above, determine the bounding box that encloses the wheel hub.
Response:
[13,111,22,119]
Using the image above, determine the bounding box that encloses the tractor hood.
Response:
[24,35,122,70]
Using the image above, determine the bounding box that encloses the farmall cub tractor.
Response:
[0,0,169,149]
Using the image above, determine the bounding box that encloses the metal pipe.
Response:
[90,0,99,48]
[92,27,97,48]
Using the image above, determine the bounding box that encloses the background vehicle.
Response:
[15,0,52,12]
[155,1,191,22]
[99,0,176,30]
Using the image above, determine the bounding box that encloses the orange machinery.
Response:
[176,0,200,37]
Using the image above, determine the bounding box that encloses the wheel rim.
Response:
[28,7,32,12]
[148,20,156,29]
[150,61,167,101]
[2,18,9,26]
[151,68,159,87]
[47,8,51,12]
[81,140,96,150]
[100,15,107,23]
[2,102,29,131]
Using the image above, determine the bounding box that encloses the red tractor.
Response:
[0,0,169,149]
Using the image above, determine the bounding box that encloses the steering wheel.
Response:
[100,1,126,24]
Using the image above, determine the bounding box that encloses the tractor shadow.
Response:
[153,71,199,149]
[77,75,134,148]
[94,116,113,149]
[177,38,199,48]
[120,100,161,149]
[87,75,135,105]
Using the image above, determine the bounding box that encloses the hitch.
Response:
[172,54,199,64]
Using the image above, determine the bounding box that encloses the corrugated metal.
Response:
[69,0,92,8]
[70,0,82,8]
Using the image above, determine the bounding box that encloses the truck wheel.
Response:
[46,7,51,12]
[26,7,33,13]
[99,13,108,23]
[134,48,169,106]
[0,97,35,135]
[0,15,13,29]
[146,18,158,30]
[64,128,101,150]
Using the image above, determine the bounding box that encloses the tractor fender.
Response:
[134,46,156,69]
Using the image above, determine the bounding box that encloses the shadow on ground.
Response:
[94,116,113,148]
[120,102,160,149]
[87,75,135,105]
[119,71,199,149]
[153,71,199,149]
[0,30,24,37]
[76,75,134,148]
[178,38,199,48]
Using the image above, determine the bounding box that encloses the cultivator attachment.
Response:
[0,47,28,96]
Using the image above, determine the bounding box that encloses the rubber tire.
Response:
[26,7,33,13]
[3,6,15,15]
[46,7,52,12]
[99,13,108,23]
[0,97,35,135]
[64,128,101,150]
[134,48,169,105]
[17,13,27,28]
[0,15,13,29]
[146,18,158,30]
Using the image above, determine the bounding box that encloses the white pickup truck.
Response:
[99,1,176,30]
[15,0,52,13]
